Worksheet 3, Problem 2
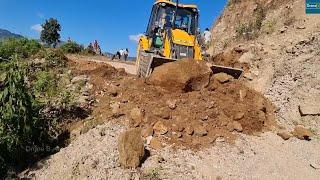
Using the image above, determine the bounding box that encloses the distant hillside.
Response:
[0,28,23,40]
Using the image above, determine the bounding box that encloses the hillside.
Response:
[210,0,320,130]
[0,28,23,40]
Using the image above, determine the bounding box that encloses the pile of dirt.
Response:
[68,59,126,91]
[83,59,277,150]
[66,57,276,150]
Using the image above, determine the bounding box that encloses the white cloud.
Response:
[31,24,43,33]
[129,33,144,43]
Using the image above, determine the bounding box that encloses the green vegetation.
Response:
[34,71,57,99]
[40,18,61,48]
[0,37,77,177]
[60,41,84,54]
[263,19,276,34]
[0,38,42,59]
[0,58,54,177]
[236,3,265,40]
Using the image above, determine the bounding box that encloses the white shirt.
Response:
[119,49,125,56]
[203,30,212,44]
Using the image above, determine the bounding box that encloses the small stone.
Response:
[185,126,194,135]
[227,121,243,132]
[109,87,118,97]
[279,26,288,33]
[243,73,253,81]
[238,52,255,64]
[153,121,168,135]
[175,132,183,138]
[130,108,145,127]
[216,176,223,180]
[239,89,247,102]
[141,126,154,138]
[149,138,163,150]
[110,102,121,117]
[213,73,233,83]
[292,125,313,140]
[146,136,153,145]
[154,107,171,119]
[118,129,145,168]
[194,125,208,136]
[172,123,184,132]
[166,100,177,110]
[234,112,245,120]
[71,75,88,84]
[310,162,320,169]
[277,131,292,140]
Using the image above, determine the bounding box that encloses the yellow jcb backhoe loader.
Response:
[136,0,243,78]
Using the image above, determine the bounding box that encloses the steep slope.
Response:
[210,0,320,130]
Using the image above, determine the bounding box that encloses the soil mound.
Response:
[147,59,212,92]
[68,58,276,150]
[104,73,276,150]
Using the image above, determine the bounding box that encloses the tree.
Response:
[40,18,61,48]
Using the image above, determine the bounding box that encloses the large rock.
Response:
[118,129,145,168]
[292,125,313,140]
[153,121,168,135]
[130,108,145,126]
[148,59,212,92]
[299,101,320,116]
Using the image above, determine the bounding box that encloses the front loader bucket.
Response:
[137,52,175,77]
[210,65,244,79]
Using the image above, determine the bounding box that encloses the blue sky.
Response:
[0,0,227,55]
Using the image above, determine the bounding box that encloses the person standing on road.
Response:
[112,49,124,60]
[123,48,129,61]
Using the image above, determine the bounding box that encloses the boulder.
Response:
[185,126,194,135]
[227,121,243,132]
[234,112,245,120]
[118,129,145,168]
[148,59,212,92]
[166,100,177,110]
[292,125,313,140]
[277,131,292,140]
[212,73,233,84]
[141,126,154,138]
[71,75,88,84]
[238,52,255,64]
[153,121,168,135]
[149,138,163,150]
[194,125,208,136]
[130,108,145,126]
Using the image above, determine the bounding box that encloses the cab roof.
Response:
[154,0,198,9]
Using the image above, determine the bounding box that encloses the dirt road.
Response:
[67,55,137,75]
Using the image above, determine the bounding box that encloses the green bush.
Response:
[0,58,53,177]
[34,71,57,99]
[44,49,67,68]
[0,38,42,59]
[60,42,84,54]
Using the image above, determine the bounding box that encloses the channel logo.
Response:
[306,0,320,14]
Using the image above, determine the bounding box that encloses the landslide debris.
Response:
[84,59,276,149]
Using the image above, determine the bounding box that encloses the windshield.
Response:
[158,5,198,35]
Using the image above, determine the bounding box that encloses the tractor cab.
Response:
[145,0,200,58]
